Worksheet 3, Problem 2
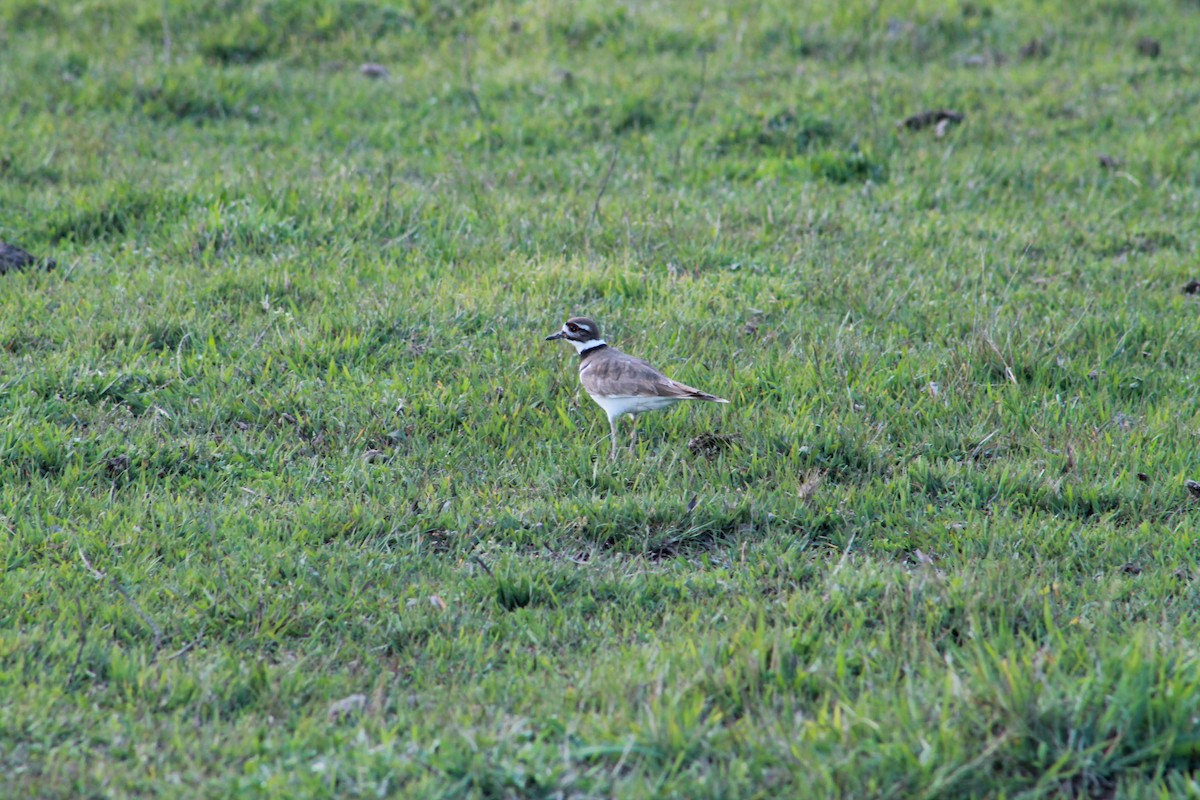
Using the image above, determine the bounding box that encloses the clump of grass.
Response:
[714,108,837,157]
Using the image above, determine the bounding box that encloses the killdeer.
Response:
[545,316,729,460]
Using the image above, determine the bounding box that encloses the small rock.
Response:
[1136,37,1161,58]
[1136,472,1150,483]
[1182,279,1200,295]
[1098,153,1120,170]
[363,449,385,463]
[359,63,389,80]
[0,240,56,275]
[328,694,367,722]
[1186,480,1200,500]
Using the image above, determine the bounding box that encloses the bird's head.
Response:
[545,317,605,353]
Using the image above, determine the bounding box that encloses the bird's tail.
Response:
[682,386,730,404]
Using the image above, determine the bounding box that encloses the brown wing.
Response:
[582,350,729,402]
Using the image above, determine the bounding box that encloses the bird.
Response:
[545,316,729,460]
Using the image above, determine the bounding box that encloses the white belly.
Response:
[590,394,681,419]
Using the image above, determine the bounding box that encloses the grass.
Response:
[2,0,1200,796]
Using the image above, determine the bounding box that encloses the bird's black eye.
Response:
[566,322,579,333]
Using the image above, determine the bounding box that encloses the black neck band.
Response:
[579,343,607,362]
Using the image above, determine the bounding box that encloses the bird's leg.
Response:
[608,416,619,461]
[629,415,638,453]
